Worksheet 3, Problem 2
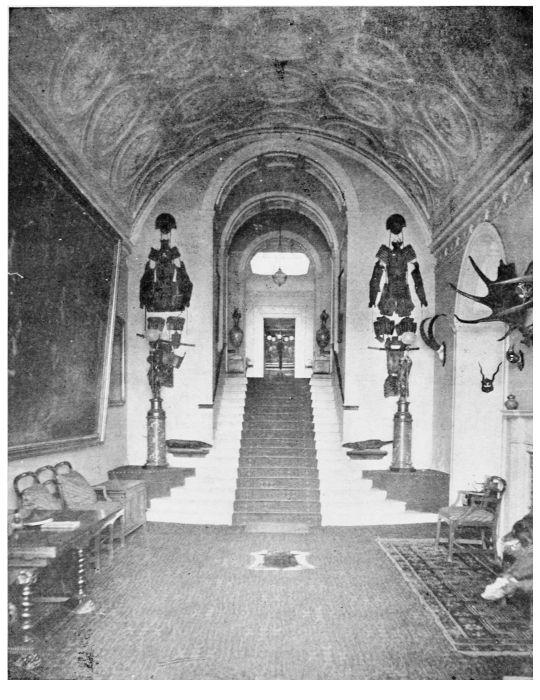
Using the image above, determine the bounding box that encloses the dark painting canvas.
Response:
[8,120,119,456]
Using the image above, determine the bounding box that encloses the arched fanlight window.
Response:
[250,222,310,283]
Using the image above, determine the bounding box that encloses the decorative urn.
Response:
[504,394,519,410]
[316,310,331,354]
[228,307,244,350]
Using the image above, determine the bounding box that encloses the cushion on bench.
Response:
[21,484,63,511]
[57,470,98,509]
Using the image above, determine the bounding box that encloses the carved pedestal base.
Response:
[145,396,168,468]
[227,354,245,374]
[313,356,330,374]
[390,396,415,472]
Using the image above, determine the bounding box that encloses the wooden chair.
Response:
[435,475,507,562]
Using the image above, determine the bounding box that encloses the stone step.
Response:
[321,510,438,527]
[240,428,314,438]
[240,446,316,455]
[319,482,375,495]
[319,489,389,504]
[232,511,321,526]
[243,418,314,427]
[238,475,319,488]
[235,487,320,500]
[243,408,312,417]
[234,499,320,514]
[241,437,315,449]
[148,511,233,525]
[239,458,317,469]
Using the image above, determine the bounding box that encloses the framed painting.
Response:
[108,316,126,406]
[8,119,120,457]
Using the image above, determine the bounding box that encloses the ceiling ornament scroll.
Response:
[445,49,516,124]
[325,80,395,131]
[329,32,414,90]
[49,33,116,119]
[82,76,152,162]
[419,85,480,158]
[11,7,531,228]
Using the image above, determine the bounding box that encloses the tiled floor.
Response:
[10,522,532,680]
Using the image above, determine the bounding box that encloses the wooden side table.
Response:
[97,479,147,535]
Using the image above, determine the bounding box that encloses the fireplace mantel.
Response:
[499,410,533,539]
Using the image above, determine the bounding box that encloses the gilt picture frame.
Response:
[108,316,126,406]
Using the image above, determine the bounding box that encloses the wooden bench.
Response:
[13,461,125,572]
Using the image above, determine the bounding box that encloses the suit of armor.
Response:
[140,240,193,312]
[369,241,427,317]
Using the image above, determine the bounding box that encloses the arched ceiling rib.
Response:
[9,6,532,232]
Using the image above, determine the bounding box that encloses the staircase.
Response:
[232,377,321,528]
[311,375,438,526]
[146,375,246,524]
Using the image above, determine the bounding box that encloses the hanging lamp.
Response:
[272,216,287,287]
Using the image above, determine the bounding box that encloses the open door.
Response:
[264,318,295,377]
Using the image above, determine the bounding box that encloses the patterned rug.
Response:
[377,538,532,656]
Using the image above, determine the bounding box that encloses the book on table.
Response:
[40,520,81,530]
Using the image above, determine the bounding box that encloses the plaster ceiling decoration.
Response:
[9,6,531,234]
[325,80,395,131]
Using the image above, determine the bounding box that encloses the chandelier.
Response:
[272,218,287,287]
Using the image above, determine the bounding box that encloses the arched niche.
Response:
[450,222,507,499]
[226,222,330,378]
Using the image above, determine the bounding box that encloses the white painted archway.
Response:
[450,222,506,498]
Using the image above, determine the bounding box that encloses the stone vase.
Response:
[316,310,330,354]
[228,308,244,350]
[504,394,519,410]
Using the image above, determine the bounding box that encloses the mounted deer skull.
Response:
[479,362,502,393]
[420,314,446,366]
[450,258,533,343]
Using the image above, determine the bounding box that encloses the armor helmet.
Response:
[386,213,406,235]
[155,213,177,233]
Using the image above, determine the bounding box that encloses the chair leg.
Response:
[119,513,125,549]
[435,517,442,547]
[94,536,101,573]
[447,522,455,562]
[108,524,114,562]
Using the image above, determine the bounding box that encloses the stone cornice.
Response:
[10,80,133,250]
[431,129,532,259]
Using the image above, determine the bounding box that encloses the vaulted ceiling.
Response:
[9,6,532,234]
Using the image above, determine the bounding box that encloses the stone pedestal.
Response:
[390,396,414,472]
[227,354,245,374]
[313,356,330,374]
[145,396,168,468]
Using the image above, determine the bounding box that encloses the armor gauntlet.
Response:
[411,262,428,307]
[369,261,384,307]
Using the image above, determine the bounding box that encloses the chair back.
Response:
[479,476,506,514]
[13,471,40,504]
[54,461,73,476]
[36,465,61,498]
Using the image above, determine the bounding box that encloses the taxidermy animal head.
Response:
[450,258,532,343]
[479,362,502,393]
[420,314,446,366]
[506,345,524,371]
